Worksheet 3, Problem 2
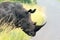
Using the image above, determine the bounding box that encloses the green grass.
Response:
[0,0,37,4]
[0,26,31,40]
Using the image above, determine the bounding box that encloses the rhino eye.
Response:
[33,22,36,25]
[25,12,29,14]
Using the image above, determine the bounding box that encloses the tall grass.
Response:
[0,23,31,40]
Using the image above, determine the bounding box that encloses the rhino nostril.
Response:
[29,32,36,36]
[30,32,33,35]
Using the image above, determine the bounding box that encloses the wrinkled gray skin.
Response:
[0,2,46,36]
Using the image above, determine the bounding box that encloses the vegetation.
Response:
[0,0,37,4]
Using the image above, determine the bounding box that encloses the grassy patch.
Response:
[0,24,31,40]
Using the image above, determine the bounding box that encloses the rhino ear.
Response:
[28,9,36,13]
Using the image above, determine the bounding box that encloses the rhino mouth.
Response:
[22,22,47,37]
